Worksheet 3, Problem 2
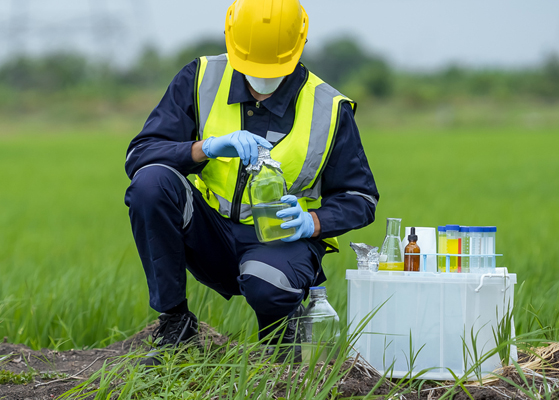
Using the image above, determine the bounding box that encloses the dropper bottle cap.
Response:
[408,227,418,242]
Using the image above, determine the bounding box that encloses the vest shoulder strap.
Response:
[196,54,229,140]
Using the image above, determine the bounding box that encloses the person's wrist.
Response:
[192,140,210,163]
[309,211,321,238]
[200,137,215,159]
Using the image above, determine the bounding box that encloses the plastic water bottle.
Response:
[301,286,340,363]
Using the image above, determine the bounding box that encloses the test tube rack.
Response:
[403,253,503,273]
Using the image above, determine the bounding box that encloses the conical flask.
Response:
[379,218,404,271]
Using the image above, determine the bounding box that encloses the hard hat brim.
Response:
[227,51,303,79]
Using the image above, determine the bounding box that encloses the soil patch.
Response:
[0,322,220,400]
[1,325,558,400]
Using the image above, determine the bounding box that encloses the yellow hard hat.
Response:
[225,0,308,78]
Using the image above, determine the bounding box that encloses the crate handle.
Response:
[475,270,511,293]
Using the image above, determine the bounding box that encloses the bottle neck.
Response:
[310,287,327,300]
[386,218,401,237]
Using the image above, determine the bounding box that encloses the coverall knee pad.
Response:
[126,165,189,217]
[237,262,304,319]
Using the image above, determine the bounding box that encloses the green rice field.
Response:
[1,111,558,351]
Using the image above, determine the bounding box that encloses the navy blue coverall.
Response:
[124,58,379,337]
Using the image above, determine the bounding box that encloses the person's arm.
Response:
[124,60,208,179]
[311,102,380,239]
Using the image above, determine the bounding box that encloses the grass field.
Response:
[1,106,559,352]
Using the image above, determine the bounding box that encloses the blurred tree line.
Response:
[1,36,559,105]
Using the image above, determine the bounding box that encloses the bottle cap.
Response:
[459,226,470,232]
[485,226,497,232]
[246,146,282,174]
[437,226,446,232]
[408,227,418,242]
[446,224,460,231]
[470,227,483,232]
[309,286,327,298]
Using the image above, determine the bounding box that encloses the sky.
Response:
[0,0,558,70]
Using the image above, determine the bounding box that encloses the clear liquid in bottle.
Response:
[301,286,340,363]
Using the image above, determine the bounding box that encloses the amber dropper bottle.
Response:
[404,227,421,272]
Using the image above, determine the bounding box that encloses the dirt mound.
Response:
[0,321,223,400]
[1,326,558,400]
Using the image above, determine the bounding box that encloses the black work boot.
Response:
[265,304,305,363]
[141,311,199,366]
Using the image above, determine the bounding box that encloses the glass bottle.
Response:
[350,243,379,271]
[247,147,295,242]
[379,218,404,271]
[301,286,340,363]
[369,247,380,271]
[404,227,421,272]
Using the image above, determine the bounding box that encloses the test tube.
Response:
[469,227,483,272]
[483,226,497,272]
[437,226,447,272]
[460,226,470,273]
[446,225,460,273]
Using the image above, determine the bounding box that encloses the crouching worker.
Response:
[124,0,379,365]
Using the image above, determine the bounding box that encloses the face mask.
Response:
[245,75,285,95]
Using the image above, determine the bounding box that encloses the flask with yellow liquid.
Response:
[247,147,295,242]
[379,217,404,271]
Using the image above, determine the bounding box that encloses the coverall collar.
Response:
[228,63,306,118]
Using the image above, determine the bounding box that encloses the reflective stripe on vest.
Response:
[197,54,229,140]
[194,54,354,251]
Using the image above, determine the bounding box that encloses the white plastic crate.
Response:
[346,268,516,380]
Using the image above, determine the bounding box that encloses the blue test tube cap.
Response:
[438,226,446,232]
[486,226,497,232]
[460,226,470,232]
[469,227,483,232]
[446,224,460,230]
[310,286,326,290]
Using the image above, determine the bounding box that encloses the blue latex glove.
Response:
[202,130,273,166]
[277,195,315,242]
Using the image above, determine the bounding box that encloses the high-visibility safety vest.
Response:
[193,54,355,252]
